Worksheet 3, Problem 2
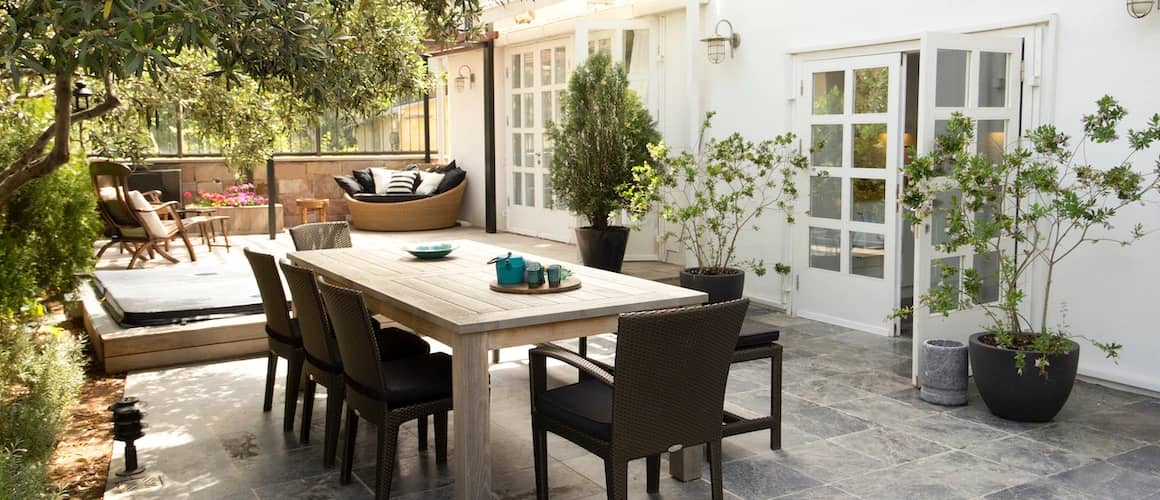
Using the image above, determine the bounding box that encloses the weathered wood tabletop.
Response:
[288,239,706,499]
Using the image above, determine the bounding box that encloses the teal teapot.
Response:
[487,252,525,285]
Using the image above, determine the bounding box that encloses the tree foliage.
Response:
[0,0,482,204]
[624,112,809,275]
[897,96,1160,374]
[547,52,660,230]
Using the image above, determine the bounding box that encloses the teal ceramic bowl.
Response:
[404,242,457,259]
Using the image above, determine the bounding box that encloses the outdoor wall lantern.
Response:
[701,19,741,64]
[455,65,476,92]
[72,80,94,112]
[1127,0,1155,18]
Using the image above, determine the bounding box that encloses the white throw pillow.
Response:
[370,167,395,195]
[126,190,168,237]
[385,171,419,194]
[415,171,445,196]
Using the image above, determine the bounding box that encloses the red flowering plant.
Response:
[193,183,269,207]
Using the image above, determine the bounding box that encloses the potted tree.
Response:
[547,52,660,272]
[899,96,1160,422]
[625,112,809,303]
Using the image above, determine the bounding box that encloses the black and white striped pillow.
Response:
[385,171,419,194]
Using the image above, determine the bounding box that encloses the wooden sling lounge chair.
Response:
[90,161,204,269]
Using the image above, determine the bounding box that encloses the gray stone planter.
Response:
[920,339,968,406]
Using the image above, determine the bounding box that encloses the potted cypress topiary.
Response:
[624,112,809,303]
[547,52,660,272]
[898,96,1160,422]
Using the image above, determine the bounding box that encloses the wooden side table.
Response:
[297,198,329,224]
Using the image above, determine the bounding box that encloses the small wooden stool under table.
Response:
[297,198,329,223]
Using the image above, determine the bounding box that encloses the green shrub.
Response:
[0,324,86,499]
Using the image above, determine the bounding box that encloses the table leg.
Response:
[669,445,704,481]
[452,333,491,499]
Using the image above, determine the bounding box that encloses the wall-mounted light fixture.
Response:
[455,65,476,92]
[701,19,740,64]
[1127,0,1156,18]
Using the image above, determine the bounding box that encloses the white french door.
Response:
[794,54,902,336]
[506,39,573,242]
[911,32,1023,382]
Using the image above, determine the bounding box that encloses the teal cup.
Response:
[547,264,570,287]
[525,262,544,287]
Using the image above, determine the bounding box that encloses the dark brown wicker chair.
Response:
[244,247,304,433]
[289,221,353,251]
[529,299,749,500]
[317,280,452,499]
[279,260,433,467]
[723,321,783,450]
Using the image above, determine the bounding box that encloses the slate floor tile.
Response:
[787,406,871,440]
[719,454,822,499]
[1075,399,1160,444]
[490,461,603,500]
[831,427,948,465]
[770,440,882,482]
[1108,445,1160,478]
[773,485,859,499]
[830,370,915,395]
[784,379,875,405]
[836,451,1038,499]
[1051,461,1160,499]
[984,478,1099,500]
[947,401,1051,433]
[888,413,1009,449]
[1021,421,1148,460]
[252,471,372,499]
[830,394,937,425]
[967,435,1092,476]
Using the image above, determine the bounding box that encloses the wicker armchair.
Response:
[317,280,452,499]
[529,299,749,500]
[279,260,432,467]
[289,221,353,251]
[244,248,304,433]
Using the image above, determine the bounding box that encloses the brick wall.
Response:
[157,156,423,228]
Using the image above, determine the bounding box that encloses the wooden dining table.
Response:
[287,239,708,499]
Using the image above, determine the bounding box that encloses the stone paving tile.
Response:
[1073,399,1160,444]
[770,440,881,483]
[786,406,872,440]
[773,485,859,499]
[984,478,1100,500]
[830,427,948,466]
[252,471,372,499]
[835,451,1038,499]
[829,369,915,395]
[1021,421,1149,460]
[1108,444,1160,478]
[784,379,876,406]
[887,413,1009,450]
[966,435,1093,476]
[1054,380,1150,422]
[946,400,1052,433]
[829,394,938,426]
[719,454,822,499]
[1050,461,1160,499]
[490,461,604,500]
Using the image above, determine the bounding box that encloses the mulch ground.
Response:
[46,316,125,499]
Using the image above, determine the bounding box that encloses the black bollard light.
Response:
[109,397,147,477]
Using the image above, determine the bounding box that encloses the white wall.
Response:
[696,0,1160,391]
[441,51,490,228]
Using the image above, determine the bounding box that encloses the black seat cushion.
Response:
[536,379,612,440]
[381,352,453,407]
[434,167,466,194]
[374,326,432,361]
[333,175,363,196]
[352,193,431,203]
[351,168,375,193]
[736,320,780,349]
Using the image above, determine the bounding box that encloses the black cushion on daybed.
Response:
[435,167,466,194]
[352,168,375,193]
[334,175,362,196]
[352,193,432,203]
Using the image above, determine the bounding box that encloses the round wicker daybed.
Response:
[344,180,466,231]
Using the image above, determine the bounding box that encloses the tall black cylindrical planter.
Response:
[969,332,1079,422]
[575,227,630,273]
[679,268,745,304]
[920,339,968,406]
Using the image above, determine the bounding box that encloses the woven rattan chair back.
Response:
[611,298,748,455]
[244,248,297,341]
[290,222,352,251]
[317,280,387,398]
[279,260,342,370]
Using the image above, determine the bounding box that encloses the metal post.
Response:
[483,40,497,233]
[423,55,432,163]
[266,156,277,240]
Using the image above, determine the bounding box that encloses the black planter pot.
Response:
[968,332,1080,422]
[575,226,630,273]
[679,268,745,304]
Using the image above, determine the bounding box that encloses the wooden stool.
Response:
[202,215,232,251]
[298,198,329,224]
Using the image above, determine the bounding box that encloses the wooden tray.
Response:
[490,277,581,294]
